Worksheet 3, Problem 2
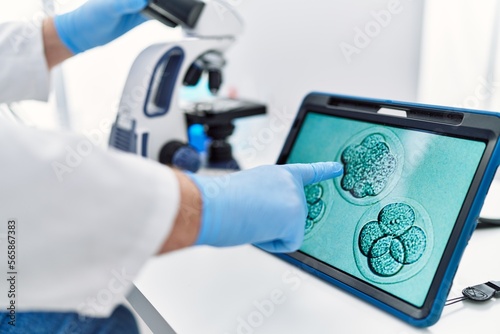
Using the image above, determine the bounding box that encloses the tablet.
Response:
[275,93,500,327]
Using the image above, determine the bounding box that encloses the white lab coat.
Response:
[0,22,179,316]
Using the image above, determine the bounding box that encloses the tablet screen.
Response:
[286,111,486,307]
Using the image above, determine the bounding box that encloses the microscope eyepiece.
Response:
[143,0,205,29]
[183,60,204,86]
[208,69,223,94]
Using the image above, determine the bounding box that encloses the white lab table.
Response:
[129,180,500,334]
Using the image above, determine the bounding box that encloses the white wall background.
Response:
[418,0,500,112]
[221,0,424,166]
[225,0,423,103]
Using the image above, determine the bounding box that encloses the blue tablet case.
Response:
[273,92,500,327]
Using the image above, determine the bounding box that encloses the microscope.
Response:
[109,0,265,172]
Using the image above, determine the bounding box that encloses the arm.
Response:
[159,170,202,253]
[161,162,345,254]
[2,120,181,315]
[0,22,51,103]
[188,162,343,252]
[43,0,149,69]
[42,18,72,70]
[0,0,149,103]
[2,117,341,315]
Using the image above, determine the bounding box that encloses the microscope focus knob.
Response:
[159,141,201,173]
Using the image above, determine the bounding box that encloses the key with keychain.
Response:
[445,280,500,306]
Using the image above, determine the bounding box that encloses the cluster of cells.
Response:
[358,203,427,277]
[304,183,326,234]
[341,133,397,198]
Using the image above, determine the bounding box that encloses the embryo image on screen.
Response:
[341,133,396,198]
[304,180,335,239]
[335,127,404,206]
[287,112,485,307]
[358,203,426,276]
[353,199,434,284]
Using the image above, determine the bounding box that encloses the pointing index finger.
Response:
[285,162,344,185]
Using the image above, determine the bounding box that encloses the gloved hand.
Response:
[190,162,343,253]
[54,0,149,54]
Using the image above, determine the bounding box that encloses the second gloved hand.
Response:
[190,162,343,253]
[54,0,149,54]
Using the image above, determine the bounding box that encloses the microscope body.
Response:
[109,0,243,165]
[109,37,233,160]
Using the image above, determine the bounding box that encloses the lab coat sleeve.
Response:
[0,121,179,316]
[0,22,50,103]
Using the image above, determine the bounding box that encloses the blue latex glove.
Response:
[54,0,149,54]
[190,162,344,253]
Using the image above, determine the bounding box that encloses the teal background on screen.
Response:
[287,112,486,307]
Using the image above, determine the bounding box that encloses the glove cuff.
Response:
[54,14,83,55]
[187,174,221,246]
